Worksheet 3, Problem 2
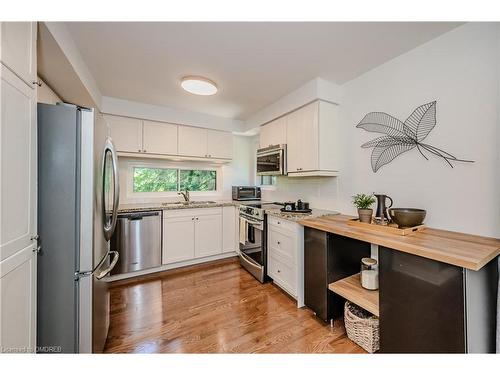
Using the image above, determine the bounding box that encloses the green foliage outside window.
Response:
[133,167,216,193]
[180,170,216,191]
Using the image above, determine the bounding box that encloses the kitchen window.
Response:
[133,166,217,193]
[259,175,276,186]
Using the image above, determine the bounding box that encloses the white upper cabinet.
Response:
[286,100,339,176]
[143,120,178,155]
[178,126,207,157]
[179,126,233,160]
[259,116,286,149]
[207,129,233,159]
[103,114,233,161]
[104,115,143,153]
[0,22,37,88]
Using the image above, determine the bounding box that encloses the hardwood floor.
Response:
[104,257,365,353]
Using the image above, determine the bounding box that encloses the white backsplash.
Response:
[261,176,340,211]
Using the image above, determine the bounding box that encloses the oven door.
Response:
[256,148,285,175]
[239,217,265,282]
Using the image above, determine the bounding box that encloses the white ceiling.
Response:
[66,22,461,120]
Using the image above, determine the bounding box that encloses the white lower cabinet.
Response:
[0,245,37,352]
[267,216,304,307]
[222,206,237,253]
[162,207,236,266]
[194,214,222,258]
[162,215,196,264]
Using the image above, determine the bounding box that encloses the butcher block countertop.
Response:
[299,215,500,271]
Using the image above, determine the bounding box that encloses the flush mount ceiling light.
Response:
[181,76,218,96]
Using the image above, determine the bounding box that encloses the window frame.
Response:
[258,175,277,189]
[126,161,220,199]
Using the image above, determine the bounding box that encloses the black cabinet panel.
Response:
[304,228,328,320]
[379,247,466,353]
[328,234,371,319]
[304,229,370,321]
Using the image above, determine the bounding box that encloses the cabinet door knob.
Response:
[277,241,281,245]
[32,80,42,87]
[138,149,142,152]
[192,217,195,220]
[277,269,281,273]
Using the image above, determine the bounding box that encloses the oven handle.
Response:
[240,216,264,230]
[240,251,262,269]
[257,148,284,158]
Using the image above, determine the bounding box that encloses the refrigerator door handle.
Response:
[95,251,119,280]
[102,138,120,241]
[75,251,119,280]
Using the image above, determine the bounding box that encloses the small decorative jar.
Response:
[361,258,379,290]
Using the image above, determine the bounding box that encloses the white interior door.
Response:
[0,22,37,88]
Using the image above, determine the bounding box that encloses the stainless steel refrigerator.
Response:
[37,103,120,353]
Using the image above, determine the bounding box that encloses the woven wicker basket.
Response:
[344,301,380,353]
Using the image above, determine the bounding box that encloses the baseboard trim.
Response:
[106,252,238,286]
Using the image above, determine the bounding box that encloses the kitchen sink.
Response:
[162,200,217,206]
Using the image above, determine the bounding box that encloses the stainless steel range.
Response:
[238,202,281,282]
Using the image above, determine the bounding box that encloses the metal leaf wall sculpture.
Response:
[356,101,474,172]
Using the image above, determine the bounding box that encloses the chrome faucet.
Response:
[178,189,190,203]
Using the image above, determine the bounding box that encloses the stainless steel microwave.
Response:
[232,186,261,201]
[256,144,286,176]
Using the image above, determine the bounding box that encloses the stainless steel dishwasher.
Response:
[110,210,162,275]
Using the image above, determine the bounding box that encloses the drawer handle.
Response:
[277,241,281,245]
[277,269,281,273]
[277,221,280,225]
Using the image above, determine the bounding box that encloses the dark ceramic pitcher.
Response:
[374,194,393,220]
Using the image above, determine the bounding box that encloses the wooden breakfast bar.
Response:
[299,215,500,353]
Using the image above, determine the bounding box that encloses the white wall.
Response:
[102,96,244,133]
[43,22,102,109]
[264,23,500,237]
[243,77,341,132]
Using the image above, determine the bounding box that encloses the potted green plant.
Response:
[352,193,376,223]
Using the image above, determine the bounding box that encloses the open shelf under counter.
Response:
[328,273,379,316]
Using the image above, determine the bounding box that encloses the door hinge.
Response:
[31,235,41,254]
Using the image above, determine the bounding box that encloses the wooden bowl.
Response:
[388,208,426,228]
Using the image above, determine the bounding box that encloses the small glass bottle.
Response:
[361,258,379,290]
